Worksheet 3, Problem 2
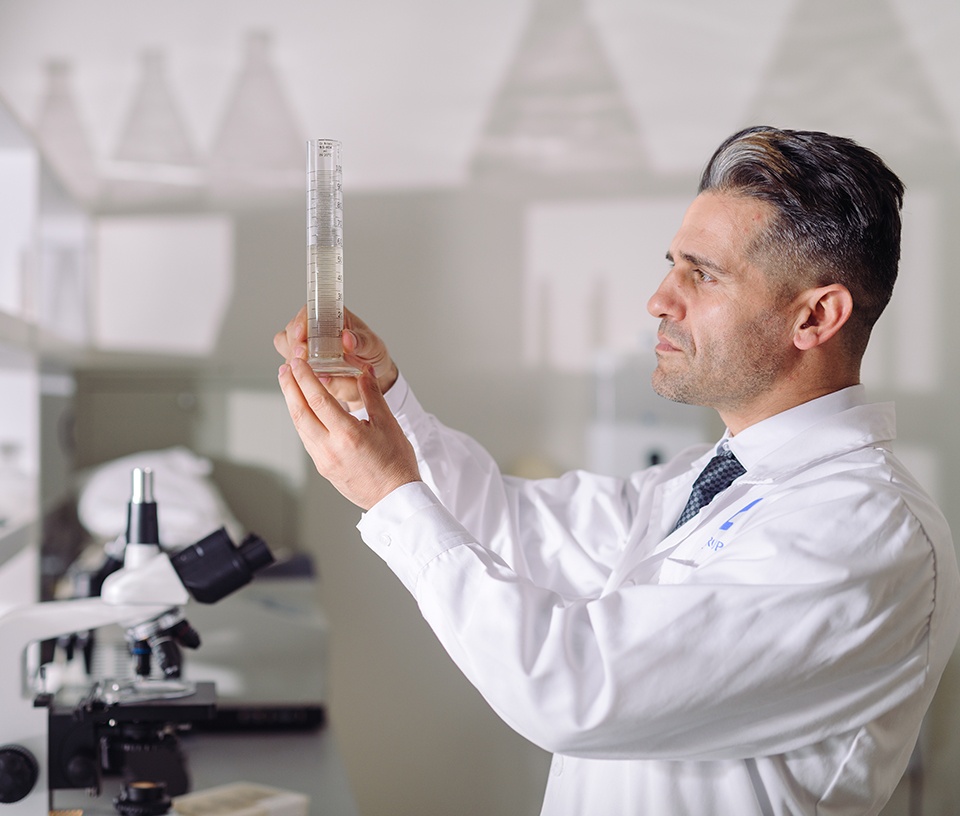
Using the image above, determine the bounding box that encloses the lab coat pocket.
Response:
[659,492,769,583]
[657,555,699,584]
[656,513,748,583]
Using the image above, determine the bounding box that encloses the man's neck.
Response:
[720,380,860,436]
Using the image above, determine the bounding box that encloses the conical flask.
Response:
[745,0,955,161]
[470,0,646,187]
[207,30,304,199]
[34,60,100,203]
[114,50,197,165]
[105,49,202,203]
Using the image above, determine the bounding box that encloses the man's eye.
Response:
[695,269,715,283]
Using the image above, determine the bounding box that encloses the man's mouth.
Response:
[656,321,687,354]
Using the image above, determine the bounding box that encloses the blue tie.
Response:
[673,447,745,531]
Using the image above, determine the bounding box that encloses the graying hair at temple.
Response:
[698,125,906,355]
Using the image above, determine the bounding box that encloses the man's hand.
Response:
[274,306,399,411]
[278,358,420,510]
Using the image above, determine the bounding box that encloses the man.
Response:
[275,126,960,815]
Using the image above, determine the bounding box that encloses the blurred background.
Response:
[0,0,958,814]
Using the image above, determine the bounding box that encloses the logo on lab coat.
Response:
[702,498,763,553]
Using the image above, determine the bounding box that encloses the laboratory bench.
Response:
[52,725,359,816]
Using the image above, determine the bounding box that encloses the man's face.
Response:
[647,192,800,421]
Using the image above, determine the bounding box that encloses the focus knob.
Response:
[65,751,99,788]
[0,744,39,804]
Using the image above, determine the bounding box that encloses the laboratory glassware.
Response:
[306,139,359,376]
[113,50,196,166]
[209,32,303,192]
[35,60,100,201]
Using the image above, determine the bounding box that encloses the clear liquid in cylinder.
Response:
[306,139,359,376]
[307,245,344,361]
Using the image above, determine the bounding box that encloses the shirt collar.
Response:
[722,385,868,471]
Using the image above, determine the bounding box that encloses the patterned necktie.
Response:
[673,447,745,531]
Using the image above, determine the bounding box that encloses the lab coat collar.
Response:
[723,386,896,483]
[636,389,897,568]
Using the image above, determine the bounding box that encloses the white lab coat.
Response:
[356,378,960,815]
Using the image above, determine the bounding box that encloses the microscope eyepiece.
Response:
[126,467,159,546]
[169,528,275,604]
[238,534,274,573]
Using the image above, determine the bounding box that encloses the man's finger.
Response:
[357,364,389,418]
[342,328,358,355]
[290,357,353,429]
[278,361,327,436]
[275,304,308,357]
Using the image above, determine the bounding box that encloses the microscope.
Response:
[0,468,275,816]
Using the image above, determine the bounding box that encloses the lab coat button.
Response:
[551,756,564,776]
[380,533,392,547]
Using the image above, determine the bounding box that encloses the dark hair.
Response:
[698,126,905,355]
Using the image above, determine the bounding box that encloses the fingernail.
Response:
[278,364,290,377]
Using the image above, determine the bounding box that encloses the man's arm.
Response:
[275,307,640,589]
[359,481,943,761]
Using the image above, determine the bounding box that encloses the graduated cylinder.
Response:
[306,139,358,376]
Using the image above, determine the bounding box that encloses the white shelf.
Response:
[0,94,86,602]
[0,518,37,570]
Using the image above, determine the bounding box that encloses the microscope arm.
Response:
[0,597,177,701]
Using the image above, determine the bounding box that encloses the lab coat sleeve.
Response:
[358,469,953,763]
[374,374,651,598]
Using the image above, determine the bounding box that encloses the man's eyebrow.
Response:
[665,250,726,275]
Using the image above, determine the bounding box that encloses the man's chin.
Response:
[651,371,697,406]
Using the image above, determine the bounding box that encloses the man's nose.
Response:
[647,270,681,319]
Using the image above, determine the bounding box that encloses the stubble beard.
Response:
[651,317,791,411]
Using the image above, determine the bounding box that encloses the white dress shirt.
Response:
[356,376,960,815]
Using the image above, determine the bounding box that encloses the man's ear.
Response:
[793,284,854,350]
